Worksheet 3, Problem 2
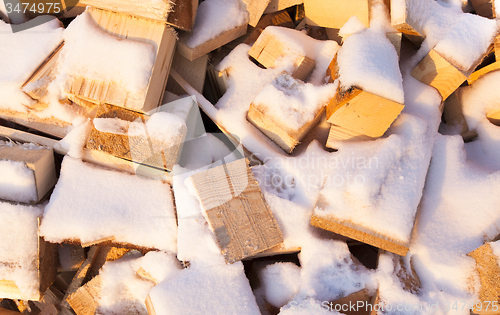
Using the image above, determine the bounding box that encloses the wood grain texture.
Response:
[67,276,102,315]
[310,214,410,256]
[292,56,316,81]
[468,61,500,85]
[245,10,295,45]
[0,145,56,203]
[304,0,370,29]
[178,23,248,61]
[248,30,307,69]
[67,7,177,113]
[411,49,467,101]
[330,289,373,315]
[241,0,272,27]
[326,124,374,149]
[467,243,500,315]
[190,159,284,263]
[80,0,172,22]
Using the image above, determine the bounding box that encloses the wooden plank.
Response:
[468,61,500,85]
[84,103,187,173]
[387,32,402,59]
[487,109,500,126]
[241,0,272,27]
[0,112,70,139]
[0,145,57,203]
[310,214,410,256]
[80,0,172,22]
[326,124,374,148]
[470,0,494,18]
[326,85,404,138]
[468,243,500,315]
[67,7,177,113]
[495,34,500,62]
[22,42,63,101]
[166,53,208,96]
[189,159,284,263]
[264,0,303,14]
[166,0,198,31]
[411,49,467,101]
[245,10,295,45]
[391,0,425,47]
[292,56,316,81]
[304,0,371,29]
[66,276,102,315]
[177,23,248,61]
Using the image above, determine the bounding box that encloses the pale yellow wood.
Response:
[326,86,404,138]
[326,124,374,149]
[67,276,102,315]
[310,214,410,256]
[411,49,467,101]
[66,7,177,113]
[178,23,248,61]
[136,268,159,284]
[190,159,284,263]
[166,52,208,95]
[243,245,301,260]
[264,0,302,13]
[80,0,172,22]
[241,0,272,27]
[245,10,295,45]
[304,0,371,29]
[0,111,70,139]
[292,56,316,81]
[0,145,57,203]
[468,243,500,315]
[145,295,156,315]
[80,236,116,248]
[22,42,63,100]
[487,109,500,126]
[468,61,500,85]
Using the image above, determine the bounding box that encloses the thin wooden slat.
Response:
[190,159,284,263]
[468,61,500,85]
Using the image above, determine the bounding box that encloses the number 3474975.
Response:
[5,2,62,14]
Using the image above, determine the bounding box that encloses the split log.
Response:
[304,0,371,29]
[241,0,272,27]
[65,7,177,113]
[467,243,500,315]
[0,144,56,204]
[411,49,468,101]
[264,0,302,14]
[66,276,101,315]
[189,159,284,263]
[245,10,295,45]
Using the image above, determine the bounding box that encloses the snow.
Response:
[338,16,366,38]
[259,262,301,308]
[147,263,261,315]
[55,120,92,159]
[337,28,404,104]
[279,297,338,314]
[39,156,178,251]
[60,10,156,104]
[97,251,182,315]
[0,160,36,203]
[433,13,497,72]
[251,72,337,131]
[0,17,63,112]
[184,0,249,48]
[0,201,43,300]
[490,241,500,266]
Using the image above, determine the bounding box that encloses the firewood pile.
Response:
[0,0,500,314]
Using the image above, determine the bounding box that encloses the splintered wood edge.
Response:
[467,243,500,312]
[67,276,102,315]
[310,215,409,256]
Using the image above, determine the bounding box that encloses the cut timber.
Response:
[166,52,208,95]
[467,243,500,315]
[291,57,315,81]
[326,85,404,138]
[178,23,248,61]
[411,49,467,101]
[66,7,177,113]
[470,0,494,18]
[387,32,402,59]
[0,144,57,203]
[0,112,70,139]
[22,42,63,101]
[330,289,373,315]
[264,0,302,13]
[166,0,198,31]
[310,214,410,256]
[0,225,58,301]
[304,0,371,29]
[326,124,374,148]
[487,109,500,126]
[390,0,425,46]
[84,103,187,173]
[189,159,284,263]
[442,88,478,142]
[468,62,500,85]
[248,30,312,71]
[495,35,500,62]
[243,245,301,260]
[66,276,102,315]
[241,0,272,27]
[245,10,295,45]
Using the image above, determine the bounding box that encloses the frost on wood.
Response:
[39,156,178,252]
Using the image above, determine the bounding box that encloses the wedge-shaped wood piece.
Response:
[330,289,375,315]
[245,9,295,45]
[264,0,303,14]
[304,0,371,29]
[22,42,63,101]
[0,143,56,203]
[177,23,248,61]
[390,0,425,46]
[467,242,500,315]
[247,72,326,153]
[66,7,177,113]
[84,103,187,173]
[326,124,374,147]
[411,49,467,101]
[468,61,500,85]
[249,29,315,78]
[0,215,57,301]
[326,85,405,138]
[495,34,500,62]
[189,159,284,263]
[66,276,102,315]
